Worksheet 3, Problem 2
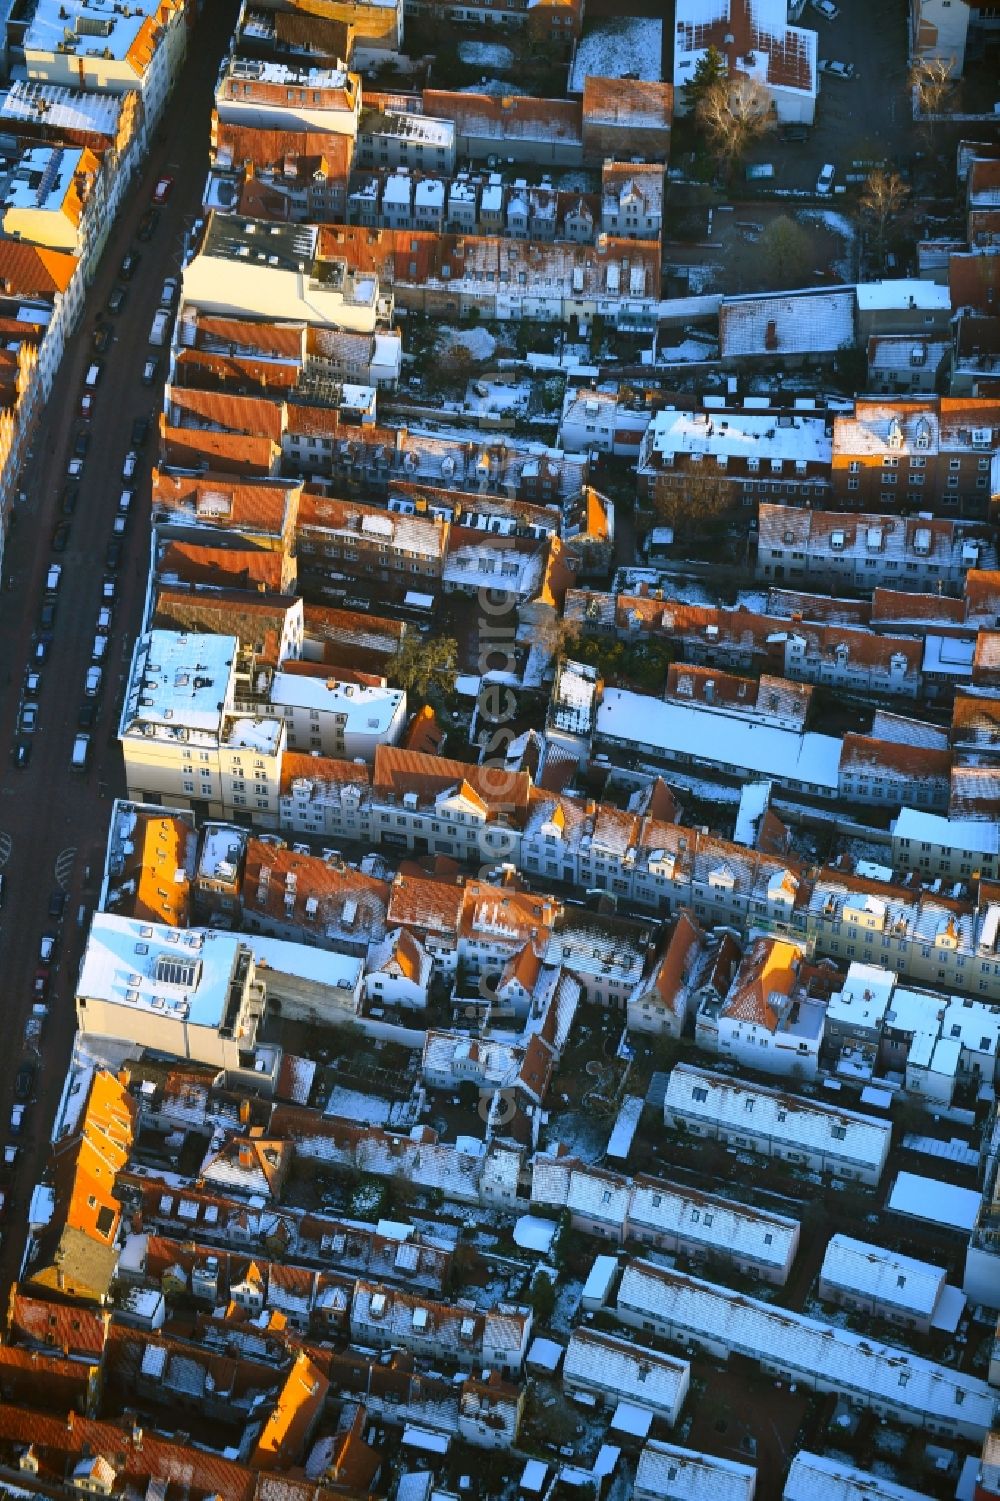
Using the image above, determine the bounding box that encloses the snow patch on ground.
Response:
[458,40,515,68]
[436,324,497,362]
[657,338,720,363]
[324,1086,392,1124]
[458,79,526,96]
[569,17,663,91]
[799,207,858,280]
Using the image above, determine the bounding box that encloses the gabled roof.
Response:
[0,241,77,294]
[720,935,800,1030]
[252,1351,329,1471]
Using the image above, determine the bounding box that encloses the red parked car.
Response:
[152,175,174,204]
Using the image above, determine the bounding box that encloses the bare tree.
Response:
[651,468,736,536]
[724,215,815,293]
[859,168,911,265]
[909,56,957,117]
[696,74,773,173]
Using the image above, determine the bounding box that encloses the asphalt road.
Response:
[0,0,240,1298]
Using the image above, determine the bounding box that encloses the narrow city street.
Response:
[0,0,240,1298]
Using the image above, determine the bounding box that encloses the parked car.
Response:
[122,450,138,479]
[141,357,160,386]
[72,734,91,771]
[33,967,48,999]
[160,277,178,308]
[73,430,90,460]
[9,1105,24,1135]
[92,324,112,354]
[48,890,66,920]
[118,488,134,515]
[119,250,140,281]
[781,125,809,143]
[17,704,37,735]
[38,600,56,631]
[810,0,839,17]
[39,933,56,963]
[817,162,836,194]
[60,485,78,516]
[84,362,102,388]
[14,1064,35,1103]
[67,456,84,479]
[107,285,127,315]
[32,633,52,664]
[97,605,113,633]
[137,207,159,242]
[130,416,150,448]
[46,564,62,593]
[818,58,855,78]
[92,634,108,662]
[77,700,97,730]
[101,578,117,603]
[23,670,41,700]
[152,175,174,204]
[85,665,103,697]
[105,539,123,571]
[80,394,94,420]
[51,521,70,552]
[11,740,30,768]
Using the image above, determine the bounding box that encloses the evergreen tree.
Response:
[683,44,727,113]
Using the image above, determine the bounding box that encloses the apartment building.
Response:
[120,631,286,826]
[891,805,1000,882]
[838,735,952,811]
[693,936,826,1080]
[350,1281,531,1374]
[214,55,362,138]
[24,0,191,143]
[601,162,663,242]
[295,491,448,596]
[756,504,996,596]
[627,914,740,1039]
[664,1064,893,1184]
[356,105,456,176]
[831,398,999,517]
[719,287,855,366]
[262,668,406,761]
[181,213,392,334]
[637,410,832,518]
[673,0,818,125]
[75,914,266,1071]
[866,334,950,395]
[784,1453,939,1501]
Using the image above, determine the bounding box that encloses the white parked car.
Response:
[810,0,839,18]
[819,58,855,78]
[816,163,836,195]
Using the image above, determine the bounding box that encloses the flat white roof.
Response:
[123,630,236,743]
[4,144,81,213]
[244,933,362,995]
[893,807,1000,856]
[857,280,951,312]
[269,671,403,731]
[26,0,167,68]
[78,913,240,1032]
[827,962,896,1032]
[646,407,831,464]
[596,688,841,791]
[0,80,123,137]
[888,1171,981,1232]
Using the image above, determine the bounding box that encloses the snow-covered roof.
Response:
[268,671,404,732]
[563,1328,688,1418]
[618,1259,997,1436]
[634,1440,756,1501]
[78,913,240,1032]
[665,1064,891,1173]
[595,687,841,792]
[887,1171,981,1232]
[857,280,951,312]
[826,963,896,1033]
[784,1450,939,1501]
[643,407,831,465]
[819,1234,945,1319]
[720,287,855,359]
[122,630,237,742]
[892,807,1000,857]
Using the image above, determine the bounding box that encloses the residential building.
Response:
[838,735,952,811]
[635,1441,757,1501]
[262,668,406,761]
[784,1452,941,1501]
[350,1281,531,1374]
[24,0,191,144]
[563,1328,689,1424]
[866,335,950,395]
[755,505,996,595]
[615,1259,996,1440]
[891,805,1000,882]
[856,280,952,340]
[694,935,827,1080]
[637,410,832,520]
[719,288,855,365]
[75,914,267,1072]
[673,0,818,124]
[356,106,456,176]
[831,398,999,517]
[818,1234,949,1333]
[601,163,663,242]
[663,1064,892,1184]
[119,630,286,827]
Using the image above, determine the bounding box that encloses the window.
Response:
[692,1086,708,1103]
[832,1125,846,1140]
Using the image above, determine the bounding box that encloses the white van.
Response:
[84,363,102,387]
[149,309,171,346]
[45,563,62,593]
[92,635,107,662]
[71,734,90,769]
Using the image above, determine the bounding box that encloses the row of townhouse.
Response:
[350,1280,531,1376]
[635,397,1000,519]
[159,379,591,500]
[612,1258,997,1441]
[324,1351,524,1452]
[529,1151,801,1284]
[755,504,997,597]
[564,587,989,703]
[346,160,662,245]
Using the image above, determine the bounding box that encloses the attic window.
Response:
[764,1232,773,1245]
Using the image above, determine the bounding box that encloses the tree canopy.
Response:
[387,633,458,701]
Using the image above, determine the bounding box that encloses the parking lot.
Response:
[742,0,915,193]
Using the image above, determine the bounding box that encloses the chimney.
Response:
[238,1144,254,1171]
[764,320,778,351]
